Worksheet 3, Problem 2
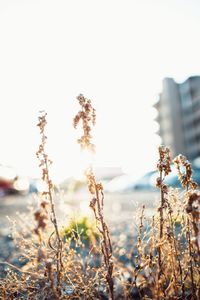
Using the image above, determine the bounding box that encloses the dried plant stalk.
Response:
[73,94,114,299]
[174,154,199,299]
[87,170,114,300]
[36,111,63,291]
[165,197,185,298]
[186,193,200,257]
[156,146,171,274]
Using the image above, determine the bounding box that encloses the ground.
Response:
[0,190,159,268]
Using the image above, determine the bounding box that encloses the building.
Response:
[154,76,200,160]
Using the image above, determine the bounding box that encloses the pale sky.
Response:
[0,0,200,182]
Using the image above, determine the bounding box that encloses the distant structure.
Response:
[154,76,200,160]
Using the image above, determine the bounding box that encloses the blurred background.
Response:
[1,0,200,234]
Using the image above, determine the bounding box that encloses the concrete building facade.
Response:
[154,76,200,160]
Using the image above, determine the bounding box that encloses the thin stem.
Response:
[44,152,63,289]
[94,184,114,300]
[167,205,185,298]
[158,170,164,279]
[187,217,196,300]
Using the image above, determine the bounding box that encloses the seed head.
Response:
[174,154,197,189]
[73,94,96,152]
[157,146,171,177]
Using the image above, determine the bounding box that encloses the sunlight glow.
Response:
[0,1,200,181]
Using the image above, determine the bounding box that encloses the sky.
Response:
[0,0,200,182]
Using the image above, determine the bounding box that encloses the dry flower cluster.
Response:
[0,96,199,300]
[174,154,198,190]
[73,94,96,153]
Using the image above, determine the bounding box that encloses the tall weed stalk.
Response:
[73,94,114,299]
